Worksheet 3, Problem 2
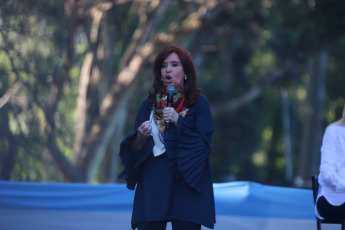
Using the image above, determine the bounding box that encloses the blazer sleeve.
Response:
[118,99,153,190]
[164,95,215,192]
[319,126,345,192]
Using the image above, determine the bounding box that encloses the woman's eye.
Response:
[172,63,178,67]
[161,64,167,68]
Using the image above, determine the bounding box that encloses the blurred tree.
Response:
[0,0,344,186]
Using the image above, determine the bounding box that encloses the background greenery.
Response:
[0,0,344,188]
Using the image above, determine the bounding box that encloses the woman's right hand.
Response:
[137,121,152,138]
[132,121,152,153]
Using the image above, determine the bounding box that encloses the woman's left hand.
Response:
[163,107,179,126]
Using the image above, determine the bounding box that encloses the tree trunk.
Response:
[73,5,105,165]
[281,89,293,183]
[43,0,82,181]
[0,133,17,180]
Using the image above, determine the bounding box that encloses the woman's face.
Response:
[160,52,185,89]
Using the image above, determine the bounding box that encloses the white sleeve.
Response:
[319,126,345,192]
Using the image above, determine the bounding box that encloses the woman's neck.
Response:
[333,118,345,126]
[340,118,345,126]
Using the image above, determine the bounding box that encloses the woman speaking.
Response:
[119,45,216,230]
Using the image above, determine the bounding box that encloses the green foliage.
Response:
[0,0,70,181]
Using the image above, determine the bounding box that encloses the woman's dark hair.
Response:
[148,45,202,108]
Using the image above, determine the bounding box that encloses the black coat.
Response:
[119,95,216,229]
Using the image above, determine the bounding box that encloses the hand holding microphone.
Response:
[165,86,175,128]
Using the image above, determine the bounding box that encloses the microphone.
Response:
[166,85,175,128]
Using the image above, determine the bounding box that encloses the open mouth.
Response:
[165,75,172,83]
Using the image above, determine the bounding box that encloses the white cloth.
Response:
[315,125,345,218]
[150,111,166,157]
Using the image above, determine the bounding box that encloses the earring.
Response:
[184,75,187,80]
[160,78,163,81]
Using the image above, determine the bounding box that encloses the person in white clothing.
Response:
[316,103,345,219]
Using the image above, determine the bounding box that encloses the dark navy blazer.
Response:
[119,95,216,229]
